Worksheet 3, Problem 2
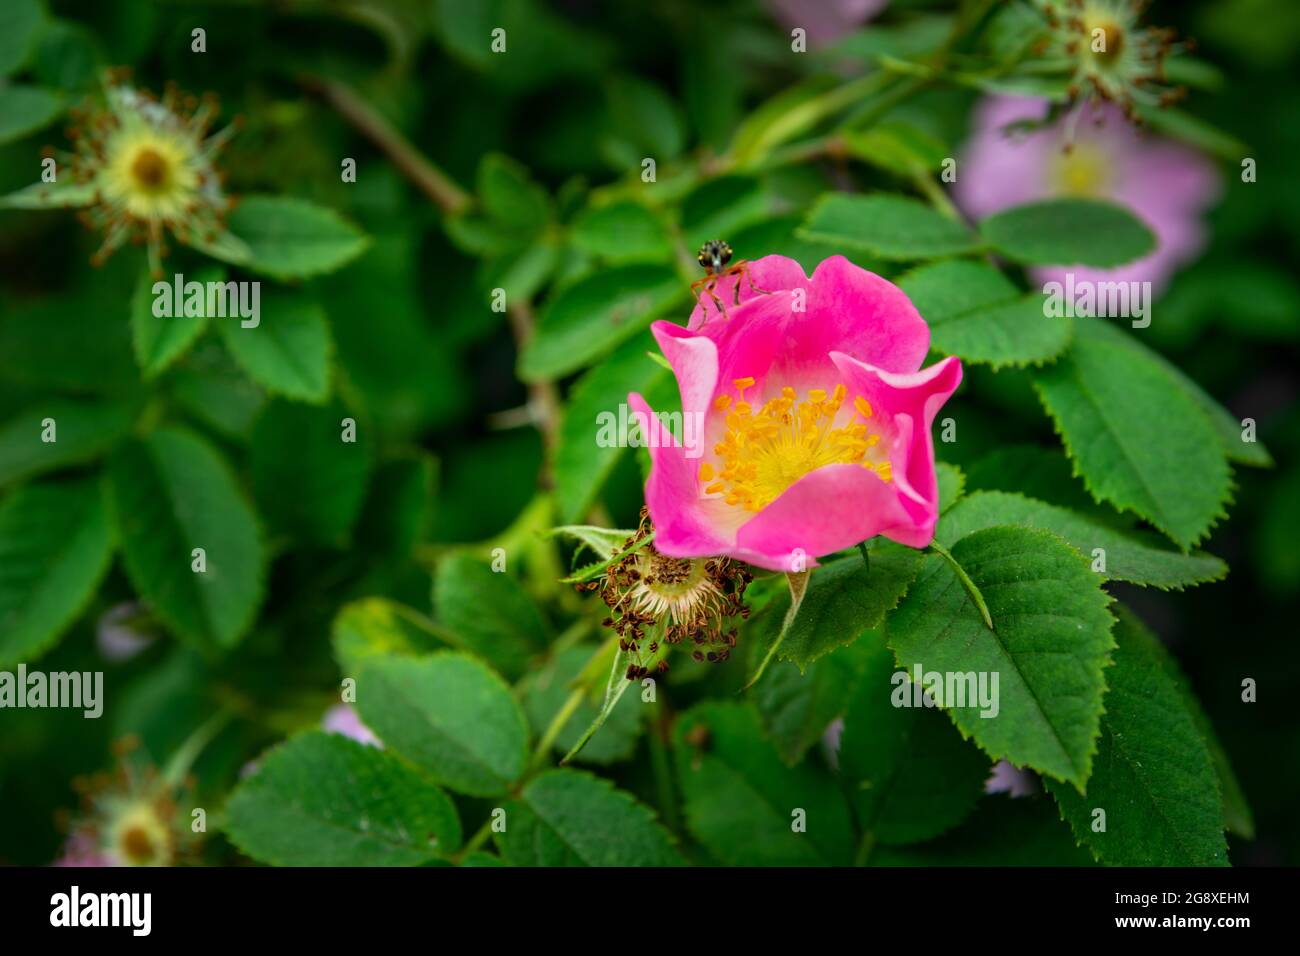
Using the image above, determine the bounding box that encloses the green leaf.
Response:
[1045,609,1229,866]
[332,598,452,676]
[522,644,646,765]
[936,461,965,514]
[603,74,686,163]
[518,264,682,382]
[0,478,115,667]
[570,201,671,264]
[356,453,436,556]
[0,399,134,487]
[224,731,461,866]
[0,179,97,209]
[1132,606,1253,839]
[0,0,44,76]
[250,400,372,547]
[842,122,949,179]
[900,259,1071,367]
[728,76,838,167]
[354,652,530,797]
[168,342,266,439]
[544,525,638,561]
[680,175,771,248]
[1137,105,1248,163]
[477,238,559,303]
[964,443,1101,514]
[0,85,63,145]
[937,491,1227,589]
[887,526,1115,788]
[498,769,683,866]
[872,794,1094,866]
[766,539,922,669]
[979,198,1155,267]
[553,331,671,521]
[477,153,552,234]
[839,632,990,844]
[674,701,855,865]
[107,427,264,651]
[1032,317,1232,549]
[433,554,547,681]
[129,267,219,379]
[216,288,333,403]
[798,193,979,261]
[217,195,369,280]
[1081,314,1271,467]
[32,19,103,92]
[755,639,871,765]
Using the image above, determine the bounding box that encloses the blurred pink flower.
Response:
[985,759,1038,798]
[322,703,381,748]
[955,96,1221,293]
[96,602,157,662]
[632,255,960,572]
[53,832,115,867]
[766,0,889,46]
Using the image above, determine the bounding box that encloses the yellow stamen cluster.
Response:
[700,378,891,512]
[64,736,194,867]
[54,75,239,276]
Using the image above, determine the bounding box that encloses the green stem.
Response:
[454,818,495,863]
[561,678,633,765]
[529,684,585,773]
[857,541,871,573]
[927,541,994,630]
[854,831,877,867]
[299,73,471,214]
[841,74,931,132]
[162,709,234,788]
[914,172,962,222]
[742,569,811,691]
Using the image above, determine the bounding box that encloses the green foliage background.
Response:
[0,0,1297,867]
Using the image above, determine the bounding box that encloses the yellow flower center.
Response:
[1050,141,1111,197]
[109,803,172,867]
[701,378,890,513]
[129,146,172,191]
[101,130,201,222]
[1087,19,1125,65]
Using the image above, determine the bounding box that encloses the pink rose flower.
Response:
[984,759,1038,798]
[956,96,1221,293]
[52,832,115,868]
[322,703,381,748]
[765,0,889,46]
[630,255,961,572]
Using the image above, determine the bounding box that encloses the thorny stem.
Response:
[927,541,995,630]
[301,74,563,468]
[506,299,562,482]
[299,73,471,215]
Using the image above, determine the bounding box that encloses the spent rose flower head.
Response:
[956,95,1221,293]
[630,255,961,573]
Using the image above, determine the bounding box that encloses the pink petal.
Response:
[734,463,919,570]
[830,352,964,542]
[627,392,734,556]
